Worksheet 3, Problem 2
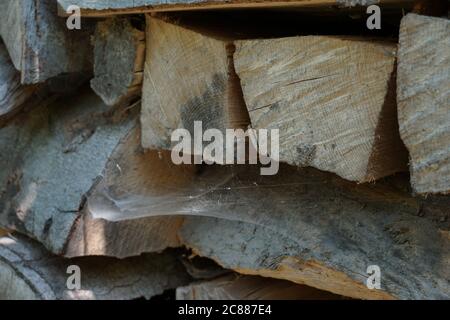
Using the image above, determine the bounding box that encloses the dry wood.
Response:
[91,17,145,106]
[0,234,190,300]
[0,87,187,258]
[56,0,415,17]
[397,14,450,194]
[141,16,250,155]
[176,274,344,300]
[234,36,407,182]
[65,131,187,258]
[0,0,92,84]
[85,148,450,299]
[2,86,448,298]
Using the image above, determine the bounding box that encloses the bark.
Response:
[0,234,191,300]
[0,0,93,84]
[91,17,145,106]
[176,273,345,300]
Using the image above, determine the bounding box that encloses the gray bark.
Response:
[397,14,450,194]
[91,17,145,106]
[86,147,450,299]
[56,0,413,16]
[0,41,39,120]
[0,234,191,300]
[0,0,93,84]
[176,274,344,300]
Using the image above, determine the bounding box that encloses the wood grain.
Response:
[0,234,190,300]
[235,36,407,182]
[0,0,92,84]
[56,0,415,17]
[397,14,450,194]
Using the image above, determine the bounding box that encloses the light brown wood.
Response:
[234,36,407,182]
[0,88,182,258]
[176,273,344,300]
[0,41,38,120]
[86,153,450,299]
[0,228,8,237]
[141,15,250,155]
[0,0,92,84]
[0,234,190,300]
[397,14,450,194]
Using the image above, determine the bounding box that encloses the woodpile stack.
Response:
[0,0,449,300]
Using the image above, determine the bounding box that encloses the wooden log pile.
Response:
[0,0,449,300]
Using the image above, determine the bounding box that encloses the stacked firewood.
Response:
[0,0,449,300]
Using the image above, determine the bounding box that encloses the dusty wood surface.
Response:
[397,14,450,194]
[65,128,186,258]
[141,16,250,155]
[176,273,344,299]
[0,234,191,300]
[0,0,93,84]
[0,87,186,258]
[0,88,137,255]
[86,145,450,299]
[57,0,414,16]
[234,36,407,182]
[91,17,145,106]
[0,228,8,238]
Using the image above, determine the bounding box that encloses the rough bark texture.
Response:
[176,273,344,300]
[234,36,407,182]
[0,234,191,300]
[0,88,137,255]
[141,16,250,155]
[0,87,187,258]
[0,0,93,84]
[0,41,39,120]
[86,145,450,299]
[397,14,450,194]
[57,0,414,16]
[91,17,145,106]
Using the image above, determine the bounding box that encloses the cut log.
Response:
[141,15,250,154]
[234,36,408,182]
[56,0,415,17]
[0,41,38,119]
[65,132,188,258]
[0,234,191,300]
[397,14,450,194]
[0,0,93,84]
[0,88,182,258]
[91,17,145,106]
[87,150,450,299]
[176,274,344,300]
